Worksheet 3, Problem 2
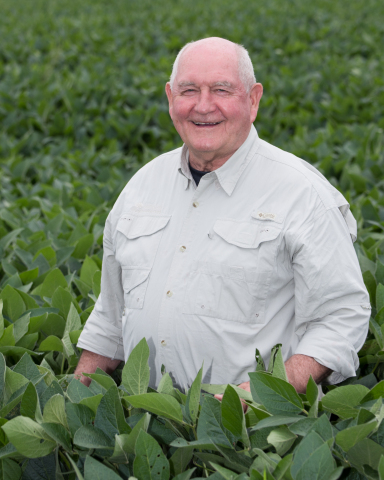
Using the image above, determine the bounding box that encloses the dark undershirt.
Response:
[189,162,209,186]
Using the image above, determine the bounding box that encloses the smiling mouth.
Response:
[192,121,223,127]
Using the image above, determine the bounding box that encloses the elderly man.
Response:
[75,37,370,395]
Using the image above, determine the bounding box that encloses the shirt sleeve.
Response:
[291,205,371,383]
[77,213,125,361]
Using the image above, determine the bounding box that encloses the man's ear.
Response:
[249,83,263,123]
[165,82,173,117]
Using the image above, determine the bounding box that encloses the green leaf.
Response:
[66,403,94,437]
[109,412,151,463]
[321,384,369,418]
[0,302,3,340]
[3,368,29,404]
[83,372,116,391]
[295,442,335,480]
[94,386,131,439]
[84,455,121,480]
[377,284,384,312]
[1,416,56,458]
[122,337,150,395]
[41,422,72,451]
[79,394,103,413]
[306,376,318,407]
[291,431,328,478]
[307,414,333,442]
[267,426,296,456]
[13,313,30,343]
[221,385,249,447]
[32,268,68,298]
[133,430,170,480]
[378,454,384,480]
[361,380,384,403]
[185,364,203,425]
[20,382,38,420]
[273,454,293,480]
[0,354,5,407]
[347,438,384,470]
[13,353,41,382]
[251,415,303,431]
[124,393,183,423]
[210,463,237,480]
[43,394,68,429]
[0,458,22,480]
[92,271,101,298]
[172,469,196,480]
[73,425,114,449]
[249,372,303,416]
[72,234,94,259]
[370,318,383,349]
[66,379,93,403]
[80,256,100,288]
[38,335,63,352]
[196,395,235,449]
[0,325,15,348]
[269,344,288,382]
[0,286,26,322]
[364,270,377,307]
[169,446,194,477]
[51,286,74,318]
[255,348,266,372]
[336,420,377,452]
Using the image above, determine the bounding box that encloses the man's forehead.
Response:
[177,80,234,88]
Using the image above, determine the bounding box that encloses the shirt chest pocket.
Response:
[183,218,283,324]
[115,213,171,309]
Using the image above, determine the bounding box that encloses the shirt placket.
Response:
[157,173,214,385]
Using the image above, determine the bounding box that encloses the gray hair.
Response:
[169,40,256,93]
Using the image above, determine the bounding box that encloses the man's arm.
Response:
[74,350,122,386]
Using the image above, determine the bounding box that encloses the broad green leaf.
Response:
[221,385,248,447]
[267,426,296,456]
[92,270,101,298]
[364,270,377,306]
[269,344,288,382]
[251,415,303,431]
[196,395,235,449]
[322,384,369,418]
[185,364,203,425]
[124,393,183,423]
[347,438,384,470]
[72,234,94,259]
[109,412,150,463]
[336,420,377,452]
[39,335,63,352]
[295,443,335,480]
[361,380,384,403]
[306,375,319,407]
[32,268,68,298]
[273,454,293,480]
[4,368,29,404]
[51,286,73,318]
[43,394,68,429]
[210,463,237,480]
[172,468,196,480]
[0,286,26,322]
[41,422,72,451]
[13,313,30,343]
[20,382,37,420]
[65,454,85,480]
[84,455,121,480]
[66,403,94,437]
[370,318,383,349]
[0,458,21,480]
[307,414,333,442]
[0,325,15,348]
[133,430,170,480]
[73,425,114,449]
[291,431,326,478]
[379,454,384,480]
[94,386,131,439]
[80,256,100,288]
[1,416,56,458]
[122,337,150,395]
[0,301,3,340]
[201,384,253,402]
[79,393,103,414]
[66,379,93,403]
[13,353,41,382]
[377,284,384,312]
[249,372,303,416]
[0,354,6,407]
[83,372,116,391]
[169,447,194,476]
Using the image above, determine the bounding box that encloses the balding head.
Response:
[170,37,256,93]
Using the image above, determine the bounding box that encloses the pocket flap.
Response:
[121,267,150,293]
[213,219,281,248]
[117,214,171,240]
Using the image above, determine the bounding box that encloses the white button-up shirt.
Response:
[77,126,370,389]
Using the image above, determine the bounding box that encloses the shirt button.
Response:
[193,201,199,208]
[161,340,166,346]
[180,245,186,252]
[166,290,173,297]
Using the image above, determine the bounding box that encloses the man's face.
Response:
[165,42,263,166]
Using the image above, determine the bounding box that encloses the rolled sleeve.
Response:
[291,205,370,382]
[77,214,125,361]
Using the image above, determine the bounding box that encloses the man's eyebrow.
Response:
[212,81,233,88]
[177,81,197,88]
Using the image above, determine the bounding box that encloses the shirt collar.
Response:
[178,125,259,195]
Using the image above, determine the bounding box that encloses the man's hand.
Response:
[214,381,250,412]
[74,349,122,386]
[214,354,332,410]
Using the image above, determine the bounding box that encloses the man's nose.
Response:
[194,90,216,114]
